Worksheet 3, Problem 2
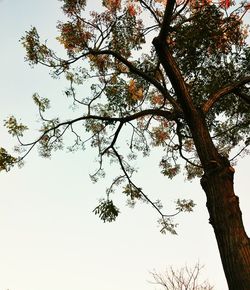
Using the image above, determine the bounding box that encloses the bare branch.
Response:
[111,147,182,220]
[14,108,178,166]
[139,0,161,25]
[150,263,214,290]
[102,122,123,155]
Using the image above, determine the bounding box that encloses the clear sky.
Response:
[0,1,249,290]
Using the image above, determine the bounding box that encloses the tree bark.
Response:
[184,102,250,289]
[153,37,250,289]
[201,160,250,289]
[186,111,250,289]
[186,101,250,289]
[183,101,250,289]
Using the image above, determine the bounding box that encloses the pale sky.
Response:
[0,1,249,290]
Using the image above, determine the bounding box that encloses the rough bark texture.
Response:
[201,162,250,290]
[153,35,250,289]
[187,92,250,290]
[183,91,250,290]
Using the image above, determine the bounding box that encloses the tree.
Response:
[150,263,213,290]
[1,0,250,288]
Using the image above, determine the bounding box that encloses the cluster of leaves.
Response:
[32,93,50,112]
[160,159,181,179]
[0,148,17,172]
[123,183,142,201]
[21,27,57,67]
[158,198,195,234]
[4,116,28,137]
[171,4,249,98]
[168,2,250,158]
[93,199,120,222]
[60,0,87,16]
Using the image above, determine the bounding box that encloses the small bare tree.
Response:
[150,263,214,290]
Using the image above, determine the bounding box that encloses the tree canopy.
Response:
[1,0,250,231]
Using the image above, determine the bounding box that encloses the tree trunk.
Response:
[187,109,250,289]
[201,161,250,289]
[153,36,250,289]
[177,97,250,288]
[189,111,250,289]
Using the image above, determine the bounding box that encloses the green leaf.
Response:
[32,93,50,112]
[158,217,178,235]
[93,199,119,223]
[0,147,17,172]
[176,199,196,212]
[4,116,28,137]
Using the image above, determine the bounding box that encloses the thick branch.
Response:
[234,89,250,105]
[158,0,176,40]
[138,0,161,25]
[202,76,250,113]
[153,0,195,117]
[152,39,221,166]
[153,38,196,119]
[19,108,178,148]
[102,122,123,155]
[89,48,182,113]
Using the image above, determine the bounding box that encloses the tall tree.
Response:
[1,0,250,288]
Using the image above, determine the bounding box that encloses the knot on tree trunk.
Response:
[201,157,235,190]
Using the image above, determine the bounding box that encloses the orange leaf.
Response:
[220,0,231,8]
[128,4,136,16]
